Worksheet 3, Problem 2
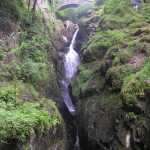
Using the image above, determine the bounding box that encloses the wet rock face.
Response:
[77,99,118,150]
[0,124,65,150]
[54,20,77,53]
[76,96,150,150]
[28,125,65,150]
[74,93,150,148]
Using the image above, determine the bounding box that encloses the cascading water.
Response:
[59,24,80,150]
[64,26,80,82]
[60,25,80,116]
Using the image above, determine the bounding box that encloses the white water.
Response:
[60,25,80,150]
[60,80,76,115]
[126,132,131,149]
[62,25,80,115]
[64,26,80,81]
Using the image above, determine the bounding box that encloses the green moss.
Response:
[97,91,122,107]
[122,59,150,106]
[106,65,133,90]
[113,50,133,65]
[100,0,146,29]
[72,65,93,98]
[83,30,127,61]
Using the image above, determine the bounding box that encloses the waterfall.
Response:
[59,24,80,150]
[61,25,80,116]
[64,26,80,82]
[125,132,131,149]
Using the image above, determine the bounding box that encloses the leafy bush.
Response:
[139,3,150,21]
[0,50,5,61]
[0,86,16,104]
[72,65,94,98]
[83,30,127,61]
[19,33,48,63]
[0,84,60,143]
[0,0,27,20]
[122,59,150,105]
[0,102,59,143]
[106,65,133,90]
[20,59,49,84]
[15,21,51,85]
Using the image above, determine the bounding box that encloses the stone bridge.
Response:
[58,0,80,10]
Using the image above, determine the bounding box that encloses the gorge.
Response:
[0,0,150,150]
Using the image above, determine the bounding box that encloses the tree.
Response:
[28,0,31,10]
[32,0,38,11]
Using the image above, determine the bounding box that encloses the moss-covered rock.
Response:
[72,0,150,149]
[122,59,150,106]
[106,64,133,90]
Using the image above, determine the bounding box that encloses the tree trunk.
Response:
[32,0,38,12]
[28,0,31,10]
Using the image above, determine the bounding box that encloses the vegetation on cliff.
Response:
[73,0,150,107]
[72,0,150,149]
[0,0,62,148]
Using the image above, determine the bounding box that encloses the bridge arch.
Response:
[58,3,80,10]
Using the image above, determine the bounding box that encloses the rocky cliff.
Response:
[0,0,65,149]
[72,0,150,149]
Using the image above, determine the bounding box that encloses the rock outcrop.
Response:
[72,0,150,149]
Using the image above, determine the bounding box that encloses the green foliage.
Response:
[126,112,137,120]
[96,91,122,106]
[139,3,150,22]
[100,0,145,29]
[83,30,126,61]
[20,59,49,84]
[0,0,61,146]
[0,102,59,143]
[122,59,150,105]
[56,8,76,20]
[106,65,133,90]
[19,32,48,62]
[104,0,121,13]
[15,81,39,100]
[72,65,93,98]
[0,84,60,143]
[0,0,27,21]
[0,86,16,104]
[88,30,126,50]
[56,4,93,20]
[0,50,5,61]
[77,0,150,109]
[13,17,52,86]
